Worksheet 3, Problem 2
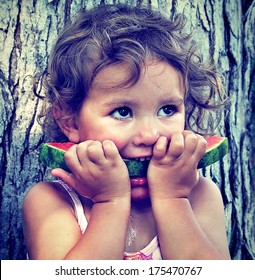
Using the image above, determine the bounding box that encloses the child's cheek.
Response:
[106,136,127,151]
[89,131,128,152]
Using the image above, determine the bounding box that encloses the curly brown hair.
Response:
[40,4,227,142]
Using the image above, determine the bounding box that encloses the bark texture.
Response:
[0,0,254,259]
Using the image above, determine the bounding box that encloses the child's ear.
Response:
[53,105,80,143]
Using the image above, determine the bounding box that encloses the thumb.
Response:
[51,168,76,188]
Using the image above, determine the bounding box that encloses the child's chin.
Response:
[131,187,150,202]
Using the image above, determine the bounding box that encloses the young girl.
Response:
[22,4,231,260]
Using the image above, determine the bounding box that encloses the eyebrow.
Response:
[103,96,184,108]
[160,96,184,105]
[102,98,136,108]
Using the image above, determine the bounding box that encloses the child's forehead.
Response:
[92,59,183,90]
[92,63,131,89]
[88,59,185,104]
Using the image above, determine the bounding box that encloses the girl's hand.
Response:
[147,131,207,200]
[51,140,130,203]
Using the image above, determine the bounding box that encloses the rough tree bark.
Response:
[0,0,254,260]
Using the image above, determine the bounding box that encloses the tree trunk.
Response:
[0,0,254,260]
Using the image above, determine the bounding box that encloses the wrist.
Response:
[149,187,190,202]
[150,195,190,210]
[92,192,131,204]
[92,196,131,217]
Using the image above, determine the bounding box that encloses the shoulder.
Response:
[22,182,74,229]
[191,176,222,201]
[189,177,230,259]
[22,181,74,220]
[22,181,83,259]
[189,176,225,216]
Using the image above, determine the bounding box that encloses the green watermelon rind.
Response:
[39,144,69,172]
[39,143,148,177]
[39,137,228,177]
[197,137,228,169]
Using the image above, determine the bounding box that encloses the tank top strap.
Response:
[55,179,87,234]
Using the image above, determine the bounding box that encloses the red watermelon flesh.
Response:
[39,136,228,176]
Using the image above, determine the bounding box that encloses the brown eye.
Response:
[158,105,177,117]
[111,107,132,119]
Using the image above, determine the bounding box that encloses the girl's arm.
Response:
[150,178,230,259]
[23,140,131,260]
[65,197,130,260]
[22,182,130,260]
[148,132,230,259]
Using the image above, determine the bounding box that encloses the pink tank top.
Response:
[56,180,162,260]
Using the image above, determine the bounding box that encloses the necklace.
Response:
[127,215,137,247]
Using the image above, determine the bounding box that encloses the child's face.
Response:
[75,60,185,147]
[70,60,185,200]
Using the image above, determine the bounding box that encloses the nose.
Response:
[132,119,160,147]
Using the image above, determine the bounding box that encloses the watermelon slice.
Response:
[39,136,228,177]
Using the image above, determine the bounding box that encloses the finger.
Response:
[168,132,184,159]
[152,136,168,160]
[182,131,198,156]
[194,134,207,161]
[74,141,93,166]
[85,141,107,165]
[102,140,120,161]
[51,168,77,188]
[64,144,83,172]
